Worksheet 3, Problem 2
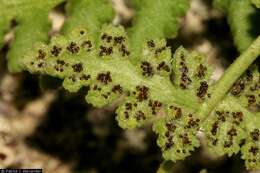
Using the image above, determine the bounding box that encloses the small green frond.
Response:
[61,0,115,38]
[128,0,189,62]
[0,0,64,72]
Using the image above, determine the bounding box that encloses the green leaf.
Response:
[128,0,189,62]
[21,23,213,161]
[23,24,201,128]
[229,65,260,111]
[61,0,115,38]
[153,104,200,161]
[171,47,213,100]
[38,0,115,90]
[0,0,64,72]
[203,65,260,169]
[252,0,260,8]
[21,24,260,168]
[213,0,260,52]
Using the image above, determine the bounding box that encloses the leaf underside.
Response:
[22,24,260,169]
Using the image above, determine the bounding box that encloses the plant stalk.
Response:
[199,36,260,117]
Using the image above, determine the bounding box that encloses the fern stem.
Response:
[199,36,260,117]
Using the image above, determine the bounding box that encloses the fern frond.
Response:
[3,0,260,170]
[23,24,202,127]
[61,0,115,38]
[128,0,189,62]
[21,23,260,169]
[0,0,64,72]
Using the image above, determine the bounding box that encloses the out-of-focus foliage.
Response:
[213,0,260,52]
[0,0,64,72]
[252,0,260,8]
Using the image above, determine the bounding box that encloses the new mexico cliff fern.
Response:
[0,0,260,171]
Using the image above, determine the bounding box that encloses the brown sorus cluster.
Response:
[97,71,112,84]
[67,42,80,53]
[51,45,62,57]
[112,84,123,94]
[81,40,92,51]
[37,62,44,68]
[72,63,83,73]
[227,127,237,137]
[180,133,191,145]
[114,36,125,45]
[164,121,176,150]
[69,75,76,82]
[141,61,154,77]
[155,46,166,55]
[246,70,253,81]
[211,121,219,136]
[125,103,132,110]
[166,122,176,132]
[224,140,233,148]
[157,61,170,72]
[147,40,155,48]
[148,100,162,114]
[136,85,149,101]
[79,74,91,81]
[224,127,237,148]
[99,46,113,56]
[196,64,207,79]
[80,30,85,35]
[54,60,66,72]
[249,146,259,156]
[250,129,259,141]
[231,80,245,96]
[247,95,256,105]
[186,117,200,129]
[216,111,226,122]
[120,44,130,56]
[123,101,138,119]
[197,81,208,100]
[169,106,182,119]
[232,111,243,123]
[135,111,146,121]
[179,53,192,89]
[101,33,112,43]
[124,111,129,119]
[37,49,46,59]
[100,33,129,57]
[165,140,174,150]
